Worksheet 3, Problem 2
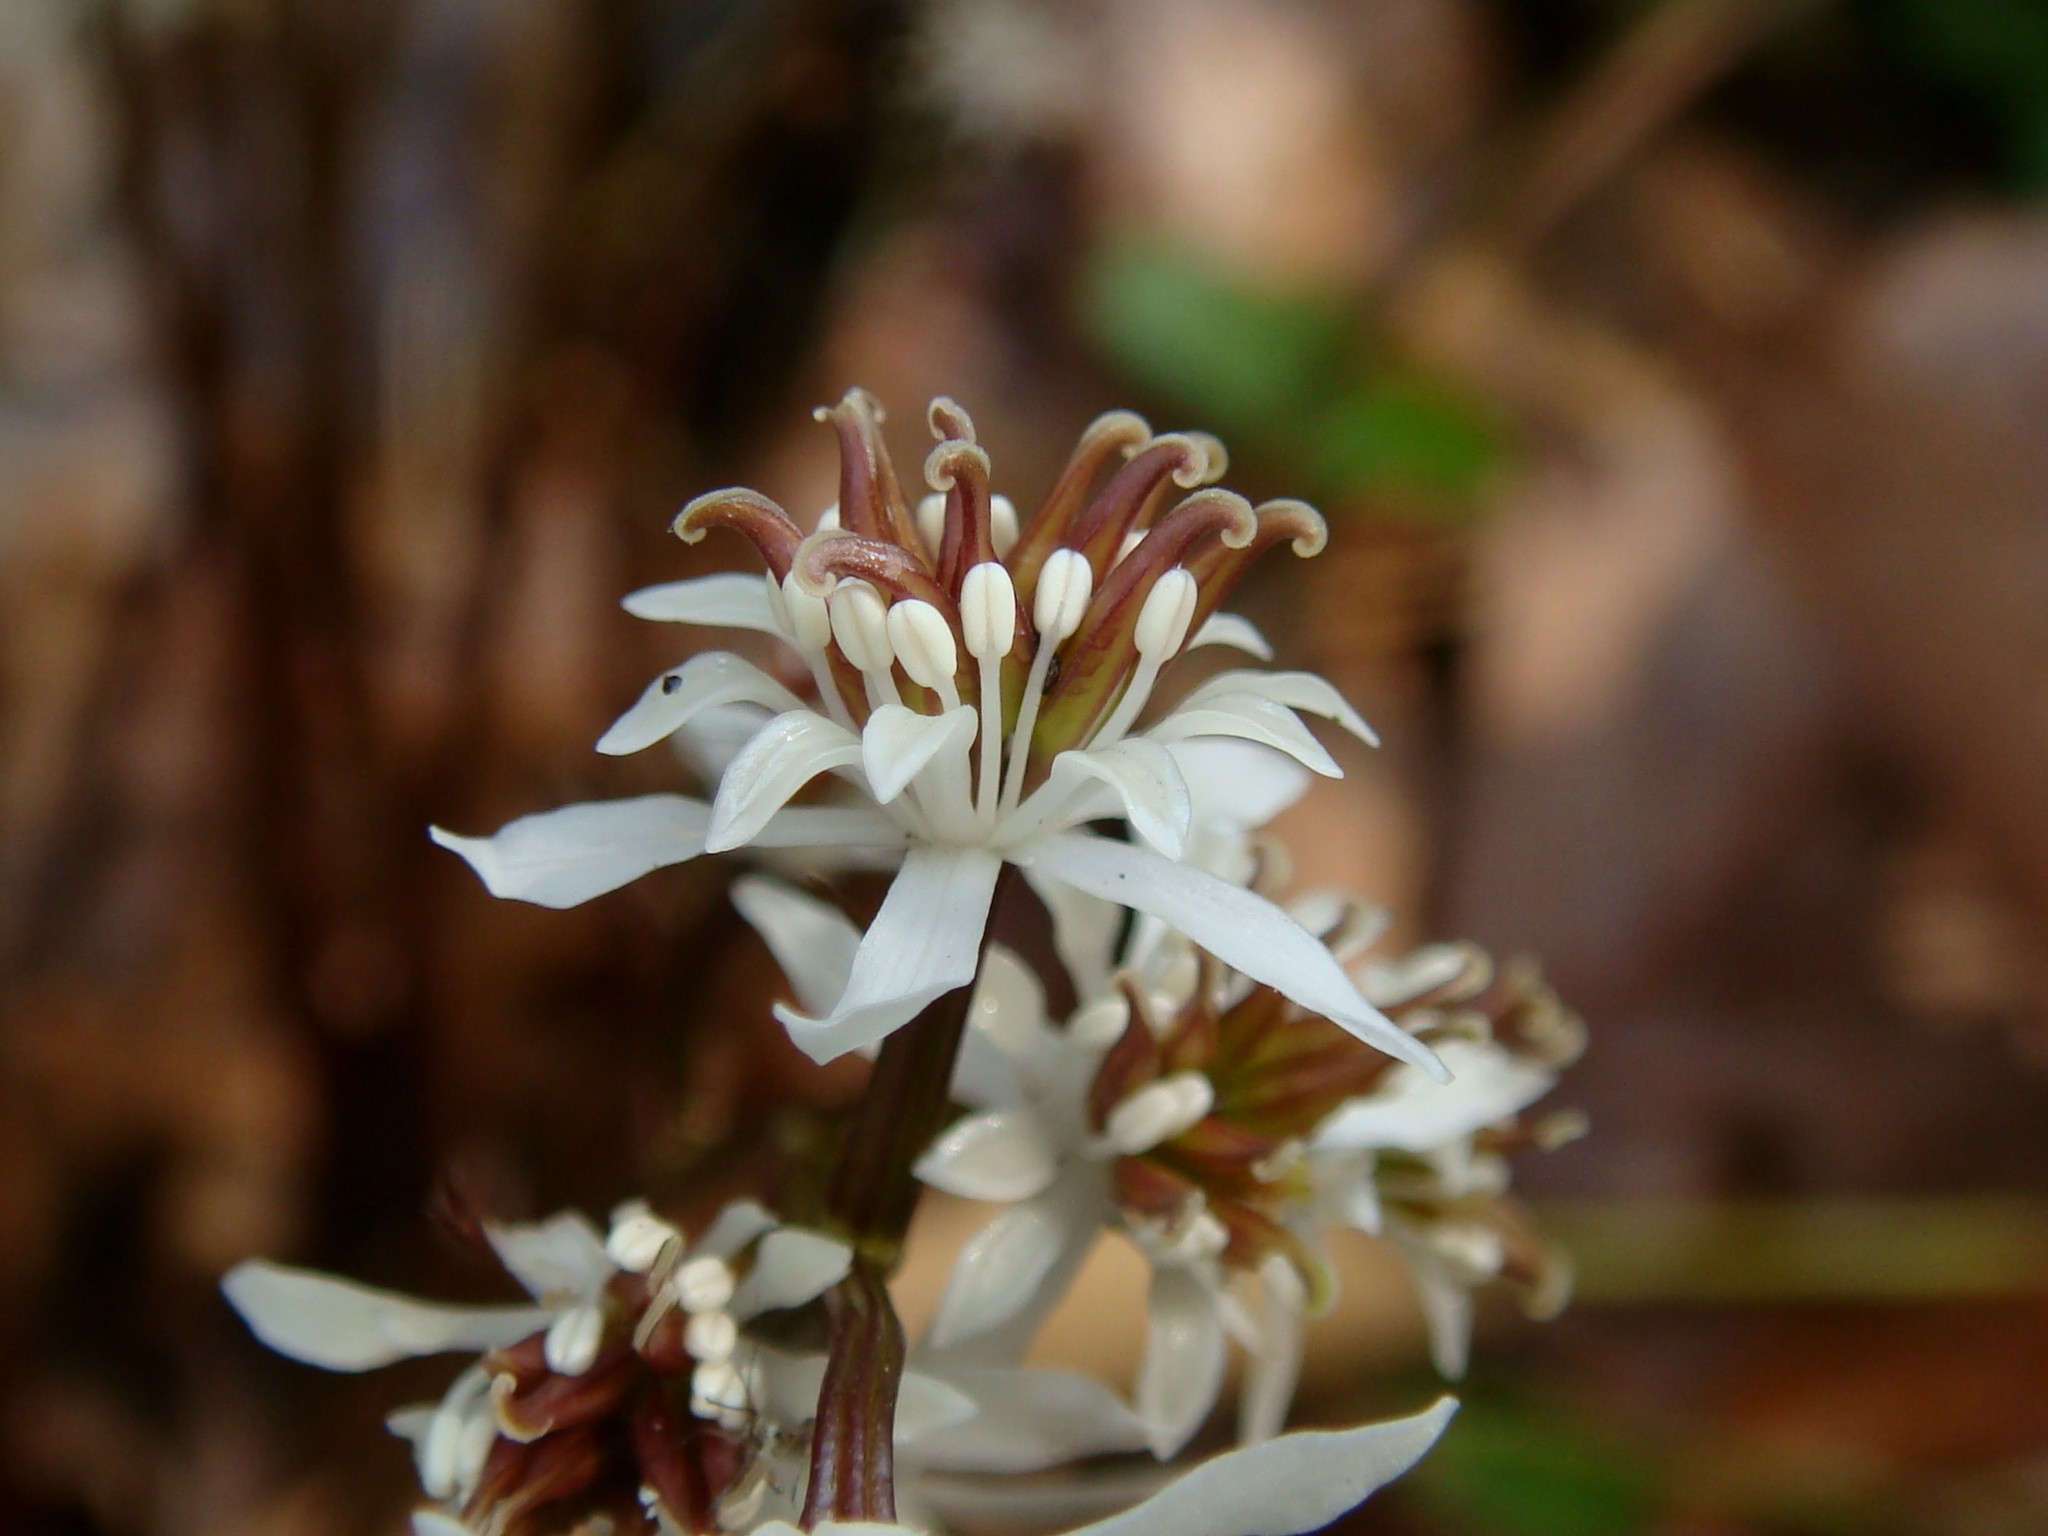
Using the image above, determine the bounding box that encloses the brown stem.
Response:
[803,865,1023,1522]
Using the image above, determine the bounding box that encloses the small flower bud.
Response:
[1106,1071,1215,1155]
[1034,547,1094,641]
[673,1255,736,1314]
[1133,568,1198,659]
[827,580,891,672]
[959,562,1017,660]
[543,1304,605,1376]
[887,599,959,690]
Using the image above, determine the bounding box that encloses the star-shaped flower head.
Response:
[433,390,1447,1081]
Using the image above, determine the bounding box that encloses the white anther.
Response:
[916,491,946,555]
[606,1205,683,1273]
[828,580,891,672]
[1068,993,1131,1049]
[542,1304,605,1376]
[454,1408,495,1495]
[780,571,833,652]
[887,599,959,691]
[991,494,1020,557]
[684,1308,739,1365]
[959,563,1017,660]
[690,1359,750,1422]
[1133,568,1198,659]
[1114,529,1145,567]
[1033,548,1094,641]
[1252,1138,1306,1184]
[1176,1208,1230,1263]
[1105,1071,1214,1155]
[815,502,841,533]
[673,1254,736,1314]
[1430,1221,1507,1280]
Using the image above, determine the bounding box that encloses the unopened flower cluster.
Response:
[226,391,1583,1536]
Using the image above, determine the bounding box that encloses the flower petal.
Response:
[1018,832,1449,1082]
[729,1229,854,1319]
[705,710,865,853]
[621,572,781,632]
[1145,696,1340,778]
[861,703,977,805]
[773,847,1003,1064]
[915,1108,1061,1202]
[1186,612,1273,661]
[729,875,861,1016]
[1164,739,1311,830]
[748,804,915,854]
[485,1212,613,1300]
[1314,1040,1554,1153]
[951,945,1045,1109]
[690,1199,779,1262]
[1138,1265,1226,1459]
[597,652,803,756]
[222,1262,550,1372]
[1238,1257,1306,1445]
[430,795,710,909]
[745,1346,974,1445]
[1019,868,1123,1002]
[1178,669,1377,745]
[1064,1398,1457,1536]
[908,1364,1151,1473]
[1045,740,1193,859]
[927,1193,1078,1350]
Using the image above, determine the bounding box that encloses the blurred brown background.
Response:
[6,1,2048,1532]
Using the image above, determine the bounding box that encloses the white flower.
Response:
[430,391,1445,1083]
[224,1201,856,1528]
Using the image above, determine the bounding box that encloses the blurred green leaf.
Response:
[1413,1398,1654,1536]
[1081,240,1505,516]
[1083,241,1350,431]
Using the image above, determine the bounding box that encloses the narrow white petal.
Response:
[1019,867,1122,1002]
[1404,1252,1475,1378]
[431,796,710,909]
[749,804,914,853]
[729,875,862,1016]
[861,703,977,804]
[597,652,803,756]
[927,1197,1075,1350]
[705,710,864,853]
[1045,740,1193,858]
[222,1262,550,1372]
[1164,739,1311,830]
[745,1346,974,1445]
[1239,1258,1307,1445]
[690,1199,779,1262]
[485,1212,613,1300]
[1146,697,1340,778]
[1019,833,1449,1082]
[1138,1266,1226,1459]
[914,1108,1061,1202]
[729,1229,854,1319]
[412,1511,478,1536]
[923,1166,1111,1365]
[1186,612,1274,660]
[1064,1397,1458,1536]
[1178,670,1378,745]
[774,847,1003,1064]
[622,572,782,632]
[1315,1040,1554,1153]
[951,945,1046,1108]
[907,1364,1151,1472]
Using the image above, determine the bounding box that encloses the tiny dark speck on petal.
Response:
[662,674,683,695]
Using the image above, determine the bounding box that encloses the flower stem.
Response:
[803,866,1022,1523]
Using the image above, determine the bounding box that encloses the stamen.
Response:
[886,599,961,707]
[990,494,1020,557]
[915,492,945,559]
[1085,568,1196,748]
[673,1255,736,1313]
[827,580,899,711]
[684,1308,738,1365]
[671,488,804,581]
[1106,1071,1215,1155]
[1002,547,1093,811]
[960,562,1016,825]
[1007,409,1152,600]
